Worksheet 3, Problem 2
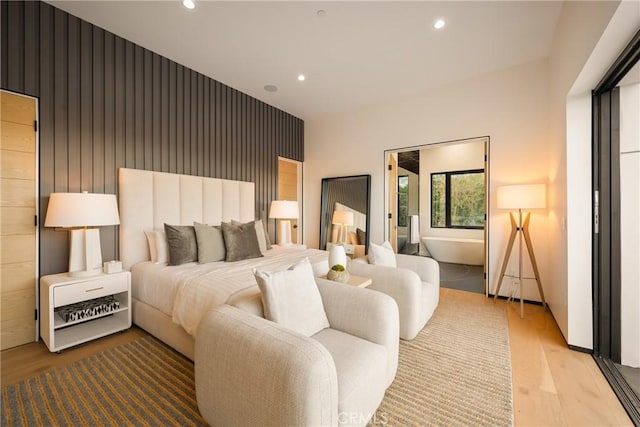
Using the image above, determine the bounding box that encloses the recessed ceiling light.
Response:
[183,0,195,10]
[264,85,278,92]
[434,19,445,29]
[316,10,326,17]
[297,74,306,82]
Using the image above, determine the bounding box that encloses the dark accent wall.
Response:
[1,1,304,276]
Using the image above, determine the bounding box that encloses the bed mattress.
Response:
[131,246,329,335]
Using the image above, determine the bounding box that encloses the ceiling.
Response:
[398,150,420,175]
[48,1,564,120]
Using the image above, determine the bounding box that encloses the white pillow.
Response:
[253,258,330,337]
[144,230,169,264]
[368,241,396,267]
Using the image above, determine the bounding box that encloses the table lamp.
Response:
[332,210,354,244]
[45,192,120,277]
[269,200,299,246]
[494,184,548,317]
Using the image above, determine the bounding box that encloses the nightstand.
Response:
[40,271,131,352]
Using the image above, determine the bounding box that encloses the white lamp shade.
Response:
[332,210,354,226]
[328,245,347,268]
[45,192,120,227]
[269,200,299,219]
[496,184,546,210]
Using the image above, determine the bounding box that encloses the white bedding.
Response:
[131,246,329,336]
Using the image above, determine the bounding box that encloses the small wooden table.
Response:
[320,274,372,288]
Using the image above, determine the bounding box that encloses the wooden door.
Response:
[277,158,302,244]
[388,153,398,252]
[1,90,38,349]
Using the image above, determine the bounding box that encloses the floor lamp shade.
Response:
[45,192,120,277]
[497,184,546,210]
[269,200,299,246]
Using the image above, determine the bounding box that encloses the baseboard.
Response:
[594,356,640,425]
[568,344,593,354]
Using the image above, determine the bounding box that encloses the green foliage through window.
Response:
[398,176,409,227]
[431,170,485,229]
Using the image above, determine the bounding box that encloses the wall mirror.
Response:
[319,175,371,254]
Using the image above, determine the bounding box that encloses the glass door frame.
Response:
[592,28,640,425]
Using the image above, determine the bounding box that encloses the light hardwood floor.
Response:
[1,289,632,426]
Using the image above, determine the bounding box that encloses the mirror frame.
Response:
[319,175,371,252]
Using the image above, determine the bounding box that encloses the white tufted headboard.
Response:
[118,168,255,270]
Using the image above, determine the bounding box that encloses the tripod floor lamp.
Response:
[494,184,548,317]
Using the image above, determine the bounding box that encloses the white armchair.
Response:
[347,254,440,340]
[195,278,399,427]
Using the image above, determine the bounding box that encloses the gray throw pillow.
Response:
[194,222,226,263]
[221,221,263,262]
[164,224,198,266]
[231,219,272,253]
[357,228,367,246]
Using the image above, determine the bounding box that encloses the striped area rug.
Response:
[1,295,512,426]
[1,336,206,426]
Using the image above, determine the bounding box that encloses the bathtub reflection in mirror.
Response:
[386,137,488,295]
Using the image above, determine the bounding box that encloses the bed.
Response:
[118,168,328,359]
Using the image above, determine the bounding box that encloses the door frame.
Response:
[277,156,303,244]
[1,89,40,343]
[384,136,490,295]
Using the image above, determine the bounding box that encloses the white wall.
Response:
[620,82,640,367]
[419,139,485,240]
[305,58,551,302]
[565,92,594,349]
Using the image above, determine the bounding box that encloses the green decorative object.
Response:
[327,264,350,283]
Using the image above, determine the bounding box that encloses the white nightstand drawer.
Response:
[54,274,128,307]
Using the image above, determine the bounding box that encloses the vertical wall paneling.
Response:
[1,1,303,275]
[103,31,116,255]
[23,1,39,96]
[152,54,161,172]
[168,61,176,174]
[53,8,68,193]
[67,15,80,193]
[1,2,8,88]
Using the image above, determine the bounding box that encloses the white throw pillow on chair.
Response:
[368,241,396,267]
[253,257,330,337]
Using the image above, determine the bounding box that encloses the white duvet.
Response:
[131,246,329,336]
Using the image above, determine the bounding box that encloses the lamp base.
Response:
[278,220,292,246]
[69,228,103,277]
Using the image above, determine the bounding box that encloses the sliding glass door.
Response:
[592,29,640,425]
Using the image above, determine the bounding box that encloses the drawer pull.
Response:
[85,287,104,292]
